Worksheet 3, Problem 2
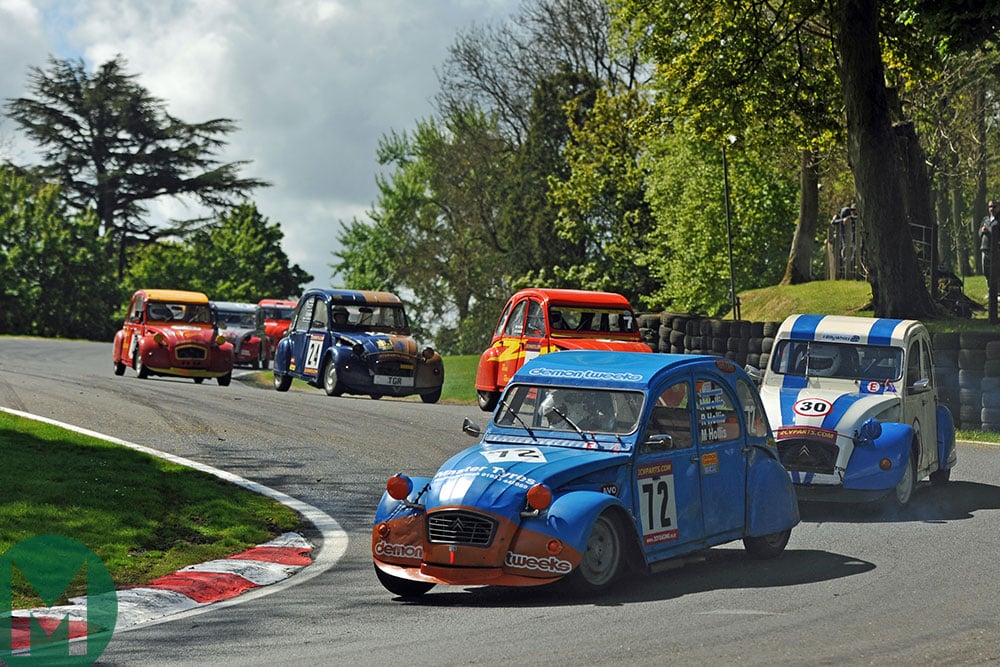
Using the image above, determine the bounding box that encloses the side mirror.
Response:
[908,378,930,395]
[744,365,763,384]
[641,434,674,453]
[462,417,482,438]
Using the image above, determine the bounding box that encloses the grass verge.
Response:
[0,411,303,610]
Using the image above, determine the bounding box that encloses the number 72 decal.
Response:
[636,462,679,545]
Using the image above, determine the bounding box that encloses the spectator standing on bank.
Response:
[981,200,999,289]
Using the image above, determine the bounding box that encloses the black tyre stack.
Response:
[932,331,961,428]
[983,339,1000,432]
[958,332,989,430]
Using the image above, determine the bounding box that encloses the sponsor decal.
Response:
[700,451,719,474]
[776,425,838,444]
[793,398,832,416]
[374,541,423,560]
[436,464,538,490]
[525,367,644,382]
[817,333,862,343]
[600,483,619,496]
[505,551,572,574]
[636,462,679,545]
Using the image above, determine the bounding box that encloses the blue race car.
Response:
[372,350,799,597]
[272,289,444,403]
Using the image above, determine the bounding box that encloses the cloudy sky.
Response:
[0,0,518,290]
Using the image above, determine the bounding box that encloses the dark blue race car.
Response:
[372,350,800,598]
[273,289,444,403]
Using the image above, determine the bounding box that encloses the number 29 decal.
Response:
[793,397,832,416]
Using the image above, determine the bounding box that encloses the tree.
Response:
[3,56,269,278]
[613,0,1000,318]
[0,167,121,338]
[125,203,311,302]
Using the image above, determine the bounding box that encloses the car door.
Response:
[496,298,529,387]
[287,296,322,379]
[123,292,145,363]
[635,377,705,560]
[692,374,748,539]
[903,336,938,470]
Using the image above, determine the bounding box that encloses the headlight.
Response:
[422,347,435,360]
[854,418,882,445]
[386,474,413,501]
[352,343,365,356]
[152,332,165,345]
[526,484,553,511]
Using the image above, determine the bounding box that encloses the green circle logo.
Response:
[0,535,117,665]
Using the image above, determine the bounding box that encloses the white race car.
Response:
[753,314,956,508]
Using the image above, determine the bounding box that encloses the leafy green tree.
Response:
[3,56,269,278]
[334,114,513,354]
[614,0,999,318]
[124,203,311,302]
[642,130,797,315]
[548,85,658,305]
[0,167,121,338]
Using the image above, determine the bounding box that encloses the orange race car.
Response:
[474,288,651,411]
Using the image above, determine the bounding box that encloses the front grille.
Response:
[175,345,207,360]
[427,510,497,546]
[777,438,839,474]
[372,357,415,377]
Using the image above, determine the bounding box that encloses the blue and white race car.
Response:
[372,350,799,598]
[756,314,957,508]
[273,289,444,403]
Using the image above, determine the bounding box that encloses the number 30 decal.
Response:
[793,398,832,416]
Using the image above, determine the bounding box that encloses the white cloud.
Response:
[1,0,517,290]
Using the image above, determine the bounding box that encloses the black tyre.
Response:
[889,451,916,508]
[194,377,205,384]
[374,564,434,598]
[742,528,791,559]
[218,373,231,387]
[113,358,126,376]
[133,351,148,379]
[420,388,442,404]
[477,390,500,412]
[274,372,292,392]
[561,513,622,595]
[930,468,951,486]
[322,360,344,396]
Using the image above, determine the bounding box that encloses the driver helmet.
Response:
[332,305,349,323]
[810,345,842,377]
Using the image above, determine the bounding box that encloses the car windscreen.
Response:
[263,307,294,320]
[494,384,644,442]
[335,304,409,331]
[548,306,636,334]
[219,310,256,328]
[147,301,212,324]
[771,339,903,381]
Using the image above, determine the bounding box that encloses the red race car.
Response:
[475,288,651,411]
[259,298,297,357]
[113,289,234,385]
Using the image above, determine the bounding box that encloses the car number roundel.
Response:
[793,398,832,416]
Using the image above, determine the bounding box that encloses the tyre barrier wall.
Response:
[637,312,1000,433]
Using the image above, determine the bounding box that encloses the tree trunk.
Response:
[780,148,820,284]
[834,0,936,319]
